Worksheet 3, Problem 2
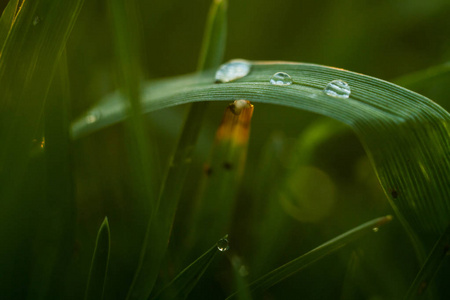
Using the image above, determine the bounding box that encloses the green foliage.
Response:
[85,217,111,300]
[1,0,450,299]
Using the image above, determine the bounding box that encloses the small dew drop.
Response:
[215,60,251,83]
[324,80,351,99]
[86,112,101,124]
[33,16,41,26]
[270,72,293,86]
[372,227,379,232]
[217,238,230,252]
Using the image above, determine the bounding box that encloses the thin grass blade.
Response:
[230,256,252,300]
[249,133,289,277]
[226,215,393,299]
[27,50,75,300]
[404,224,450,299]
[0,0,84,295]
[0,0,19,48]
[125,1,228,299]
[151,236,223,300]
[85,217,111,300]
[394,61,450,90]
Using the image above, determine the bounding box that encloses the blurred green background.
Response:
[1,0,450,299]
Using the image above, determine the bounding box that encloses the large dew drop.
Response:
[324,80,351,99]
[216,238,230,252]
[270,72,293,86]
[215,60,251,83]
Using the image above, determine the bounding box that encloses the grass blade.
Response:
[0,0,84,295]
[73,61,450,250]
[226,215,393,299]
[404,224,450,299]
[394,61,450,90]
[189,100,254,252]
[152,237,223,300]
[125,1,227,299]
[230,256,252,300]
[27,50,75,299]
[108,0,160,298]
[85,217,111,300]
[0,0,19,48]
[249,133,290,277]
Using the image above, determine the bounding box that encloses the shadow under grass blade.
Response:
[85,217,111,300]
[151,235,226,300]
[125,1,227,299]
[404,224,450,299]
[226,215,393,299]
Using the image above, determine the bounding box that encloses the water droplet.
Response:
[216,238,229,252]
[270,72,293,86]
[324,80,351,99]
[215,60,251,83]
[86,112,100,124]
[33,16,41,26]
[372,227,379,232]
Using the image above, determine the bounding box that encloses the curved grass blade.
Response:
[0,0,19,48]
[0,0,84,295]
[404,224,450,299]
[151,236,223,300]
[125,1,228,299]
[73,61,450,249]
[226,215,393,299]
[27,50,75,300]
[85,217,111,300]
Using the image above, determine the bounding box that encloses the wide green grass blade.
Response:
[125,1,227,299]
[226,215,393,299]
[151,237,223,300]
[73,61,450,249]
[0,0,84,294]
[0,0,19,48]
[27,50,75,300]
[85,217,111,300]
[404,224,450,299]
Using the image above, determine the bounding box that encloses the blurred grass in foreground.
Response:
[0,0,450,299]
